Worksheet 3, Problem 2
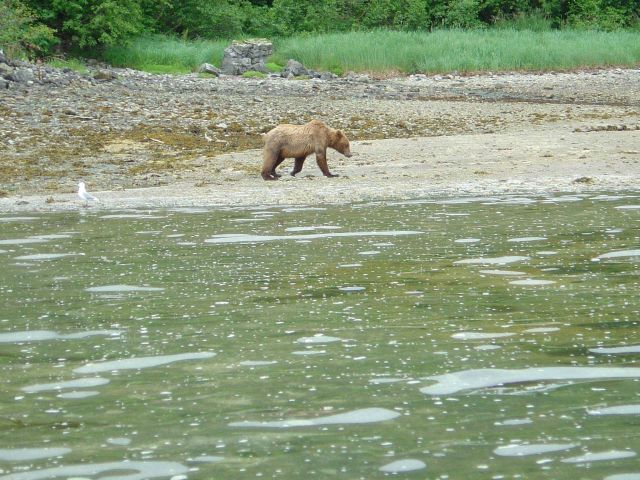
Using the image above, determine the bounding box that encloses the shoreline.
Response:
[2,125,638,213]
[1,65,639,212]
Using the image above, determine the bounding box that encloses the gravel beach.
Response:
[1,66,639,212]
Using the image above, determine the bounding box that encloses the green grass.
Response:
[101,34,227,73]
[241,70,267,79]
[45,57,89,74]
[98,29,640,76]
[272,29,640,74]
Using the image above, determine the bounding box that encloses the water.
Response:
[0,193,639,479]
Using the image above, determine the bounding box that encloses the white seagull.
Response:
[77,181,99,204]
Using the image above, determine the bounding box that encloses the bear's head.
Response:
[331,130,352,158]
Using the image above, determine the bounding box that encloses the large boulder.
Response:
[197,63,222,76]
[282,59,309,78]
[9,67,34,83]
[221,39,273,75]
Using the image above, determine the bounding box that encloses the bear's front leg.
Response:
[315,152,338,177]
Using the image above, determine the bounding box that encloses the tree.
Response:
[0,0,56,58]
[24,0,144,49]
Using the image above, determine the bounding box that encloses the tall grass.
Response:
[102,34,227,73]
[100,29,640,75]
[272,29,640,74]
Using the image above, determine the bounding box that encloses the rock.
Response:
[9,67,34,83]
[0,49,5,63]
[282,59,308,78]
[221,39,273,75]
[93,69,117,81]
[319,71,337,81]
[0,62,13,78]
[0,78,8,89]
[197,63,221,76]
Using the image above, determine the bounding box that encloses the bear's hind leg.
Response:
[261,151,280,180]
[271,155,285,178]
[291,156,307,176]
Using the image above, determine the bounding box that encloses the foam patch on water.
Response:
[455,238,480,244]
[291,350,326,356]
[74,352,216,374]
[509,279,556,286]
[0,238,52,245]
[593,249,640,261]
[604,474,640,480]
[494,443,577,456]
[420,367,640,395]
[339,286,366,292]
[369,377,407,385]
[239,360,278,366]
[507,237,547,242]
[379,459,426,473]
[0,217,40,223]
[524,327,560,333]
[0,447,71,462]
[588,404,640,415]
[590,345,640,354]
[85,285,164,293]
[205,231,421,244]
[495,418,533,426]
[0,330,121,343]
[285,226,341,232]
[107,437,132,446]
[0,460,188,480]
[22,377,110,394]
[57,390,100,399]
[475,345,502,351]
[14,253,79,261]
[187,455,224,463]
[452,332,515,340]
[615,205,640,210]
[101,214,165,219]
[454,256,530,265]
[296,334,343,344]
[479,269,526,276]
[561,450,636,463]
[229,407,400,428]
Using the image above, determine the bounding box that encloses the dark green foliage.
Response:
[1,0,638,56]
[0,0,56,58]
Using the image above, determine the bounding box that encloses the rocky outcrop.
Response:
[221,39,273,75]
[0,55,117,88]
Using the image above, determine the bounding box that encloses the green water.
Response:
[0,194,639,479]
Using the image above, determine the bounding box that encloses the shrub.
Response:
[0,0,56,58]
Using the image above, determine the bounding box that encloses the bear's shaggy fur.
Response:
[261,120,352,180]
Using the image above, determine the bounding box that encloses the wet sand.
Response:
[2,123,638,212]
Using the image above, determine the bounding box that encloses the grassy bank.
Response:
[102,35,227,74]
[274,29,640,74]
[100,29,640,75]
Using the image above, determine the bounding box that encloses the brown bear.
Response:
[261,120,352,180]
